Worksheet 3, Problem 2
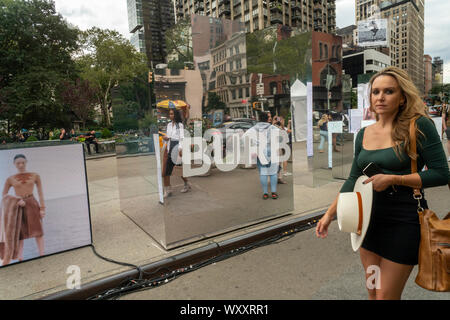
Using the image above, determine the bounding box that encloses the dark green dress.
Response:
[341,116,450,265]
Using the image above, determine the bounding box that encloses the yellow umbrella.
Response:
[157,99,188,109]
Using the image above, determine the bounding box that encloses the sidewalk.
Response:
[0,142,342,299]
[0,139,447,300]
[120,185,450,300]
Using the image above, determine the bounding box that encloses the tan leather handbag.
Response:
[409,117,450,292]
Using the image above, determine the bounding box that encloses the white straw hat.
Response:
[337,175,373,252]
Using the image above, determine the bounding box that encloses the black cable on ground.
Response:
[87,219,320,300]
[90,245,144,280]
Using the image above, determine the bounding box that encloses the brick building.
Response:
[312,31,343,111]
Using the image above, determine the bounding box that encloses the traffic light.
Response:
[253,102,261,110]
[148,71,153,83]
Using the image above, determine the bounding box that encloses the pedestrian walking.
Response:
[245,111,281,200]
[315,67,450,300]
[272,116,288,183]
[442,102,450,162]
[162,108,191,198]
[318,113,329,153]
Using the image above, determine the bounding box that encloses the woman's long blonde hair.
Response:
[368,66,430,160]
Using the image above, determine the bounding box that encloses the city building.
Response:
[432,56,444,88]
[336,24,357,48]
[210,31,251,118]
[192,15,242,57]
[127,0,175,66]
[154,67,203,119]
[312,31,343,111]
[250,73,291,116]
[343,48,391,88]
[176,0,337,34]
[423,54,432,96]
[355,0,425,94]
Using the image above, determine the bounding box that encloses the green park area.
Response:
[0,0,156,145]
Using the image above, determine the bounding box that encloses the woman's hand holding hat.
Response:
[363,174,395,192]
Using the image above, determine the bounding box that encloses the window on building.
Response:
[270,82,277,95]
[324,44,328,59]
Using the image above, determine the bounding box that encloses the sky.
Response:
[53,0,449,83]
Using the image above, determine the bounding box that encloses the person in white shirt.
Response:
[163,108,191,197]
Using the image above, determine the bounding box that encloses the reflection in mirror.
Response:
[112,65,167,246]
[115,14,356,249]
[165,15,195,70]
[311,32,353,187]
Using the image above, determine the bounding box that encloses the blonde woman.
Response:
[316,67,450,300]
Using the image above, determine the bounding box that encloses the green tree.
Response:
[165,16,193,69]
[351,90,357,109]
[61,79,98,129]
[0,0,79,133]
[77,27,148,127]
[206,92,226,113]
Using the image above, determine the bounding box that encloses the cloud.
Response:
[336,0,355,27]
[53,0,130,39]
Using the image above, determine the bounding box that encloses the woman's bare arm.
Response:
[35,174,45,209]
[324,195,339,219]
[391,173,422,189]
[2,178,11,197]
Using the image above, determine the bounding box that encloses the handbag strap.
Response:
[408,117,422,197]
[409,117,427,215]
[409,116,450,205]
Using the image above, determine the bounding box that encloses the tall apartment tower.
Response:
[432,56,444,87]
[423,54,432,95]
[175,0,336,34]
[127,0,175,66]
[355,0,425,94]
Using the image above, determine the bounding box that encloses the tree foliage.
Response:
[206,92,226,113]
[246,27,312,82]
[61,79,98,129]
[77,27,148,127]
[0,0,80,133]
[165,16,193,69]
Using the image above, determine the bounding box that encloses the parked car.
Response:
[212,121,254,138]
[231,118,257,126]
[428,105,442,117]
[211,121,254,156]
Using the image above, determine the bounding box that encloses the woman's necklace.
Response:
[15,172,33,184]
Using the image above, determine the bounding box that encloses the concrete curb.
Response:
[40,210,326,300]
